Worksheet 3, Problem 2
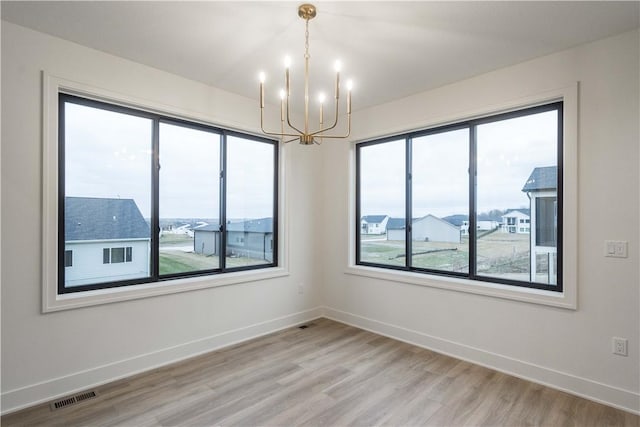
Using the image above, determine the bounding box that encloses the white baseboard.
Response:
[322,306,640,415]
[1,307,323,415]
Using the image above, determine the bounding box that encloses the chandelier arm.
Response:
[284,99,305,136]
[313,112,351,139]
[283,137,299,144]
[261,105,301,138]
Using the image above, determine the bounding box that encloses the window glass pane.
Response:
[412,129,469,273]
[535,197,557,247]
[359,140,405,266]
[111,247,125,263]
[64,102,152,287]
[225,136,275,268]
[64,250,73,267]
[125,246,132,262]
[476,109,558,285]
[159,123,221,275]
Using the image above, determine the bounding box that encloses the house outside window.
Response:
[356,102,562,291]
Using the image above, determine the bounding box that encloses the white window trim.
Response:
[346,83,578,310]
[42,72,289,313]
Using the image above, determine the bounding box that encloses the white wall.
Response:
[1,22,323,413]
[320,30,639,412]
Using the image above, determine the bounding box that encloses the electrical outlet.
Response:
[612,337,628,356]
[298,283,304,294]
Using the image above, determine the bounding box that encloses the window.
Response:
[64,250,73,267]
[59,94,278,294]
[102,247,133,265]
[356,102,562,292]
[357,139,405,267]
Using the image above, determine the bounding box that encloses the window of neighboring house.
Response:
[536,197,557,247]
[102,247,133,264]
[356,102,562,292]
[59,94,278,294]
[111,247,125,263]
[64,250,73,267]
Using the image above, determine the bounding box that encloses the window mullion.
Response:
[151,119,160,280]
[220,132,228,271]
[406,137,413,269]
[469,125,477,279]
[355,146,362,264]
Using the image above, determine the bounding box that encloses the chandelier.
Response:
[259,3,353,145]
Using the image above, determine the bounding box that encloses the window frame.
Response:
[356,95,579,310]
[58,93,279,294]
[42,74,289,312]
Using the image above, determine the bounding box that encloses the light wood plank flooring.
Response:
[3,318,638,426]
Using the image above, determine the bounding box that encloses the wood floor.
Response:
[3,318,638,426]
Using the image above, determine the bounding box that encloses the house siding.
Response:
[64,239,150,287]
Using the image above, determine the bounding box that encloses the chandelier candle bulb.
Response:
[259,72,265,108]
[279,89,286,121]
[347,80,353,114]
[285,68,290,97]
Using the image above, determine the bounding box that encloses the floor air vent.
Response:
[298,323,316,329]
[50,390,98,410]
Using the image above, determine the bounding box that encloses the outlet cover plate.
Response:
[612,337,628,356]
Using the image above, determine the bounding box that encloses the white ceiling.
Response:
[2,1,639,110]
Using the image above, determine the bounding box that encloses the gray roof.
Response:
[361,215,388,224]
[65,197,149,241]
[522,166,557,192]
[415,214,457,228]
[443,214,468,227]
[503,208,531,217]
[389,215,458,229]
[196,218,273,234]
[228,218,273,233]
[386,218,406,230]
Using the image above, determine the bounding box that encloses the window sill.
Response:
[344,265,576,310]
[44,267,289,313]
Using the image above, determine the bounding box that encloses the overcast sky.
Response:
[64,103,274,220]
[360,110,557,218]
[65,102,556,222]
